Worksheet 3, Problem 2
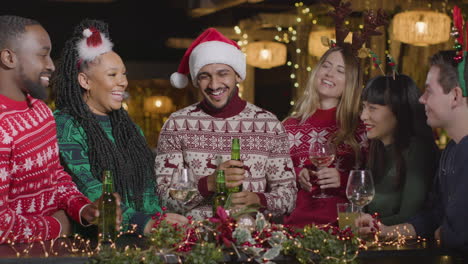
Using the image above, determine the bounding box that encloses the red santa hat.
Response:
[170,27,246,89]
[76,27,113,65]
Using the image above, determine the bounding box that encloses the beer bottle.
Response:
[228,138,243,194]
[213,169,227,215]
[98,170,117,244]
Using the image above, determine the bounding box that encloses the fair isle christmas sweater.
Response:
[54,110,162,235]
[155,95,297,220]
[283,107,368,227]
[0,94,91,244]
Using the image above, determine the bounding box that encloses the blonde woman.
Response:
[283,45,368,228]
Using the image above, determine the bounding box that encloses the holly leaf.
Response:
[263,246,281,260]
[233,227,255,245]
[255,212,268,231]
[244,246,263,257]
[268,231,287,247]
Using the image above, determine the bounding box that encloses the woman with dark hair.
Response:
[52,19,187,236]
[360,74,440,225]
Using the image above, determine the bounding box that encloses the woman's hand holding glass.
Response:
[311,167,341,189]
[309,141,336,198]
[298,167,341,191]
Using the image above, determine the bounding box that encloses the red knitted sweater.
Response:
[0,94,91,244]
[283,108,368,227]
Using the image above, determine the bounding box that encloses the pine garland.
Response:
[87,206,361,264]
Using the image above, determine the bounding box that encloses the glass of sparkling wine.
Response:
[169,168,197,214]
[308,141,336,198]
[346,170,375,215]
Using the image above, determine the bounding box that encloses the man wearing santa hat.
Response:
[155,27,297,220]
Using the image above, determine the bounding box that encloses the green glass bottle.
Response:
[213,169,227,215]
[228,138,243,194]
[98,170,117,244]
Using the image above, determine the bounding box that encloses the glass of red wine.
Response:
[308,140,336,198]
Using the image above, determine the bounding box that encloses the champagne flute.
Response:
[345,170,375,215]
[169,168,197,214]
[309,140,336,198]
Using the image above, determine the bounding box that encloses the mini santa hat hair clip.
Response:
[170,27,246,89]
[76,27,113,68]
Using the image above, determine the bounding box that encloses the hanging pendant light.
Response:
[245,41,287,69]
[392,10,451,46]
[144,96,174,114]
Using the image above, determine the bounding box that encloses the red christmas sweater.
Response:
[0,94,91,244]
[283,107,368,228]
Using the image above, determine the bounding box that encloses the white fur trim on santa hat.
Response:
[170,72,189,89]
[83,28,92,38]
[77,32,114,62]
[189,41,246,86]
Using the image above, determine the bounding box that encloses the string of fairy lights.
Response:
[4,216,437,261]
[232,0,454,108]
[234,1,358,107]
[4,0,459,261]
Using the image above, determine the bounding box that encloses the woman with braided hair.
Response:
[52,19,187,236]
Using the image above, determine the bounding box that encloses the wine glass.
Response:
[169,168,197,214]
[345,170,375,215]
[308,140,336,199]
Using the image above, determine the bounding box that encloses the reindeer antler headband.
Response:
[324,0,388,58]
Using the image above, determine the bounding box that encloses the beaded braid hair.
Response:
[52,19,154,210]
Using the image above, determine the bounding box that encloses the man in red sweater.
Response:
[0,15,120,244]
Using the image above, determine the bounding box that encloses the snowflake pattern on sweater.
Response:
[0,94,91,244]
[283,108,368,227]
[155,102,297,220]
